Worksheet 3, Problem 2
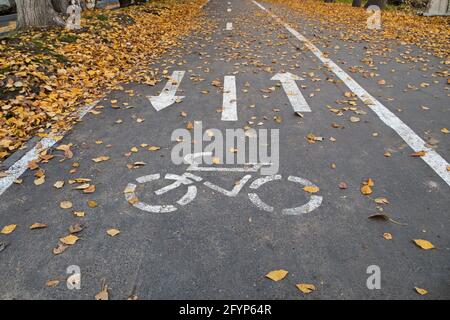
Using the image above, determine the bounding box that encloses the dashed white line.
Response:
[222,75,238,121]
[226,22,233,31]
[253,0,450,187]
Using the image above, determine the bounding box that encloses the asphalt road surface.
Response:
[0,0,449,299]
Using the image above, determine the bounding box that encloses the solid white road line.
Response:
[226,22,233,31]
[271,72,311,113]
[147,70,185,112]
[253,0,450,187]
[222,75,238,121]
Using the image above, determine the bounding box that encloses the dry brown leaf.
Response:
[69,223,84,234]
[46,279,60,287]
[30,223,47,230]
[338,182,348,189]
[53,243,68,255]
[95,280,109,300]
[92,156,110,163]
[83,185,96,194]
[368,214,407,226]
[410,151,426,157]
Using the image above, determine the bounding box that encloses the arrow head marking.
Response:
[271,72,304,82]
[148,95,185,112]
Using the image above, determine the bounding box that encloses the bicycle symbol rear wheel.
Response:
[124,174,197,213]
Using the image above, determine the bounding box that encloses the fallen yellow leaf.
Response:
[60,234,79,245]
[265,269,288,281]
[296,283,316,294]
[34,176,46,186]
[60,201,73,209]
[1,224,17,235]
[87,200,98,208]
[374,197,389,204]
[411,151,426,157]
[107,229,121,237]
[92,156,110,163]
[360,185,373,195]
[413,239,435,250]
[30,223,47,230]
[303,186,320,193]
[415,287,428,295]
[54,181,64,189]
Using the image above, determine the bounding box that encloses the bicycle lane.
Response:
[0,0,448,299]
[215,0,449,299]
[244,0,450,297]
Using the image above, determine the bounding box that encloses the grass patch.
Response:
[58,34,78,43]
[96,14,109,21]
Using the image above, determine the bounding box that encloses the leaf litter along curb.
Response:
[266,0,450,59]
[0,0,207,162]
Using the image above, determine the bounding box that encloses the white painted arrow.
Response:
[271,72,311,113]
[148,71,185,111]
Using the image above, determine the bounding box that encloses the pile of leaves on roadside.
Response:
[268,0,450,58]
[0,0,206,161]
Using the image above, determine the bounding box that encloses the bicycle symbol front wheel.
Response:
[247,175,322,215]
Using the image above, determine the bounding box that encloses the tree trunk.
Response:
[51,0,69,13]
[118,0,132,7]
[364,0,387,9]
[9,0,16,10]
[16,0,65,29]
[352,0,363,6]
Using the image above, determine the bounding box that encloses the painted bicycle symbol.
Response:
[124,152,323,215]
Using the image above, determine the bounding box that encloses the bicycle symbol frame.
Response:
[124,152,323,215]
